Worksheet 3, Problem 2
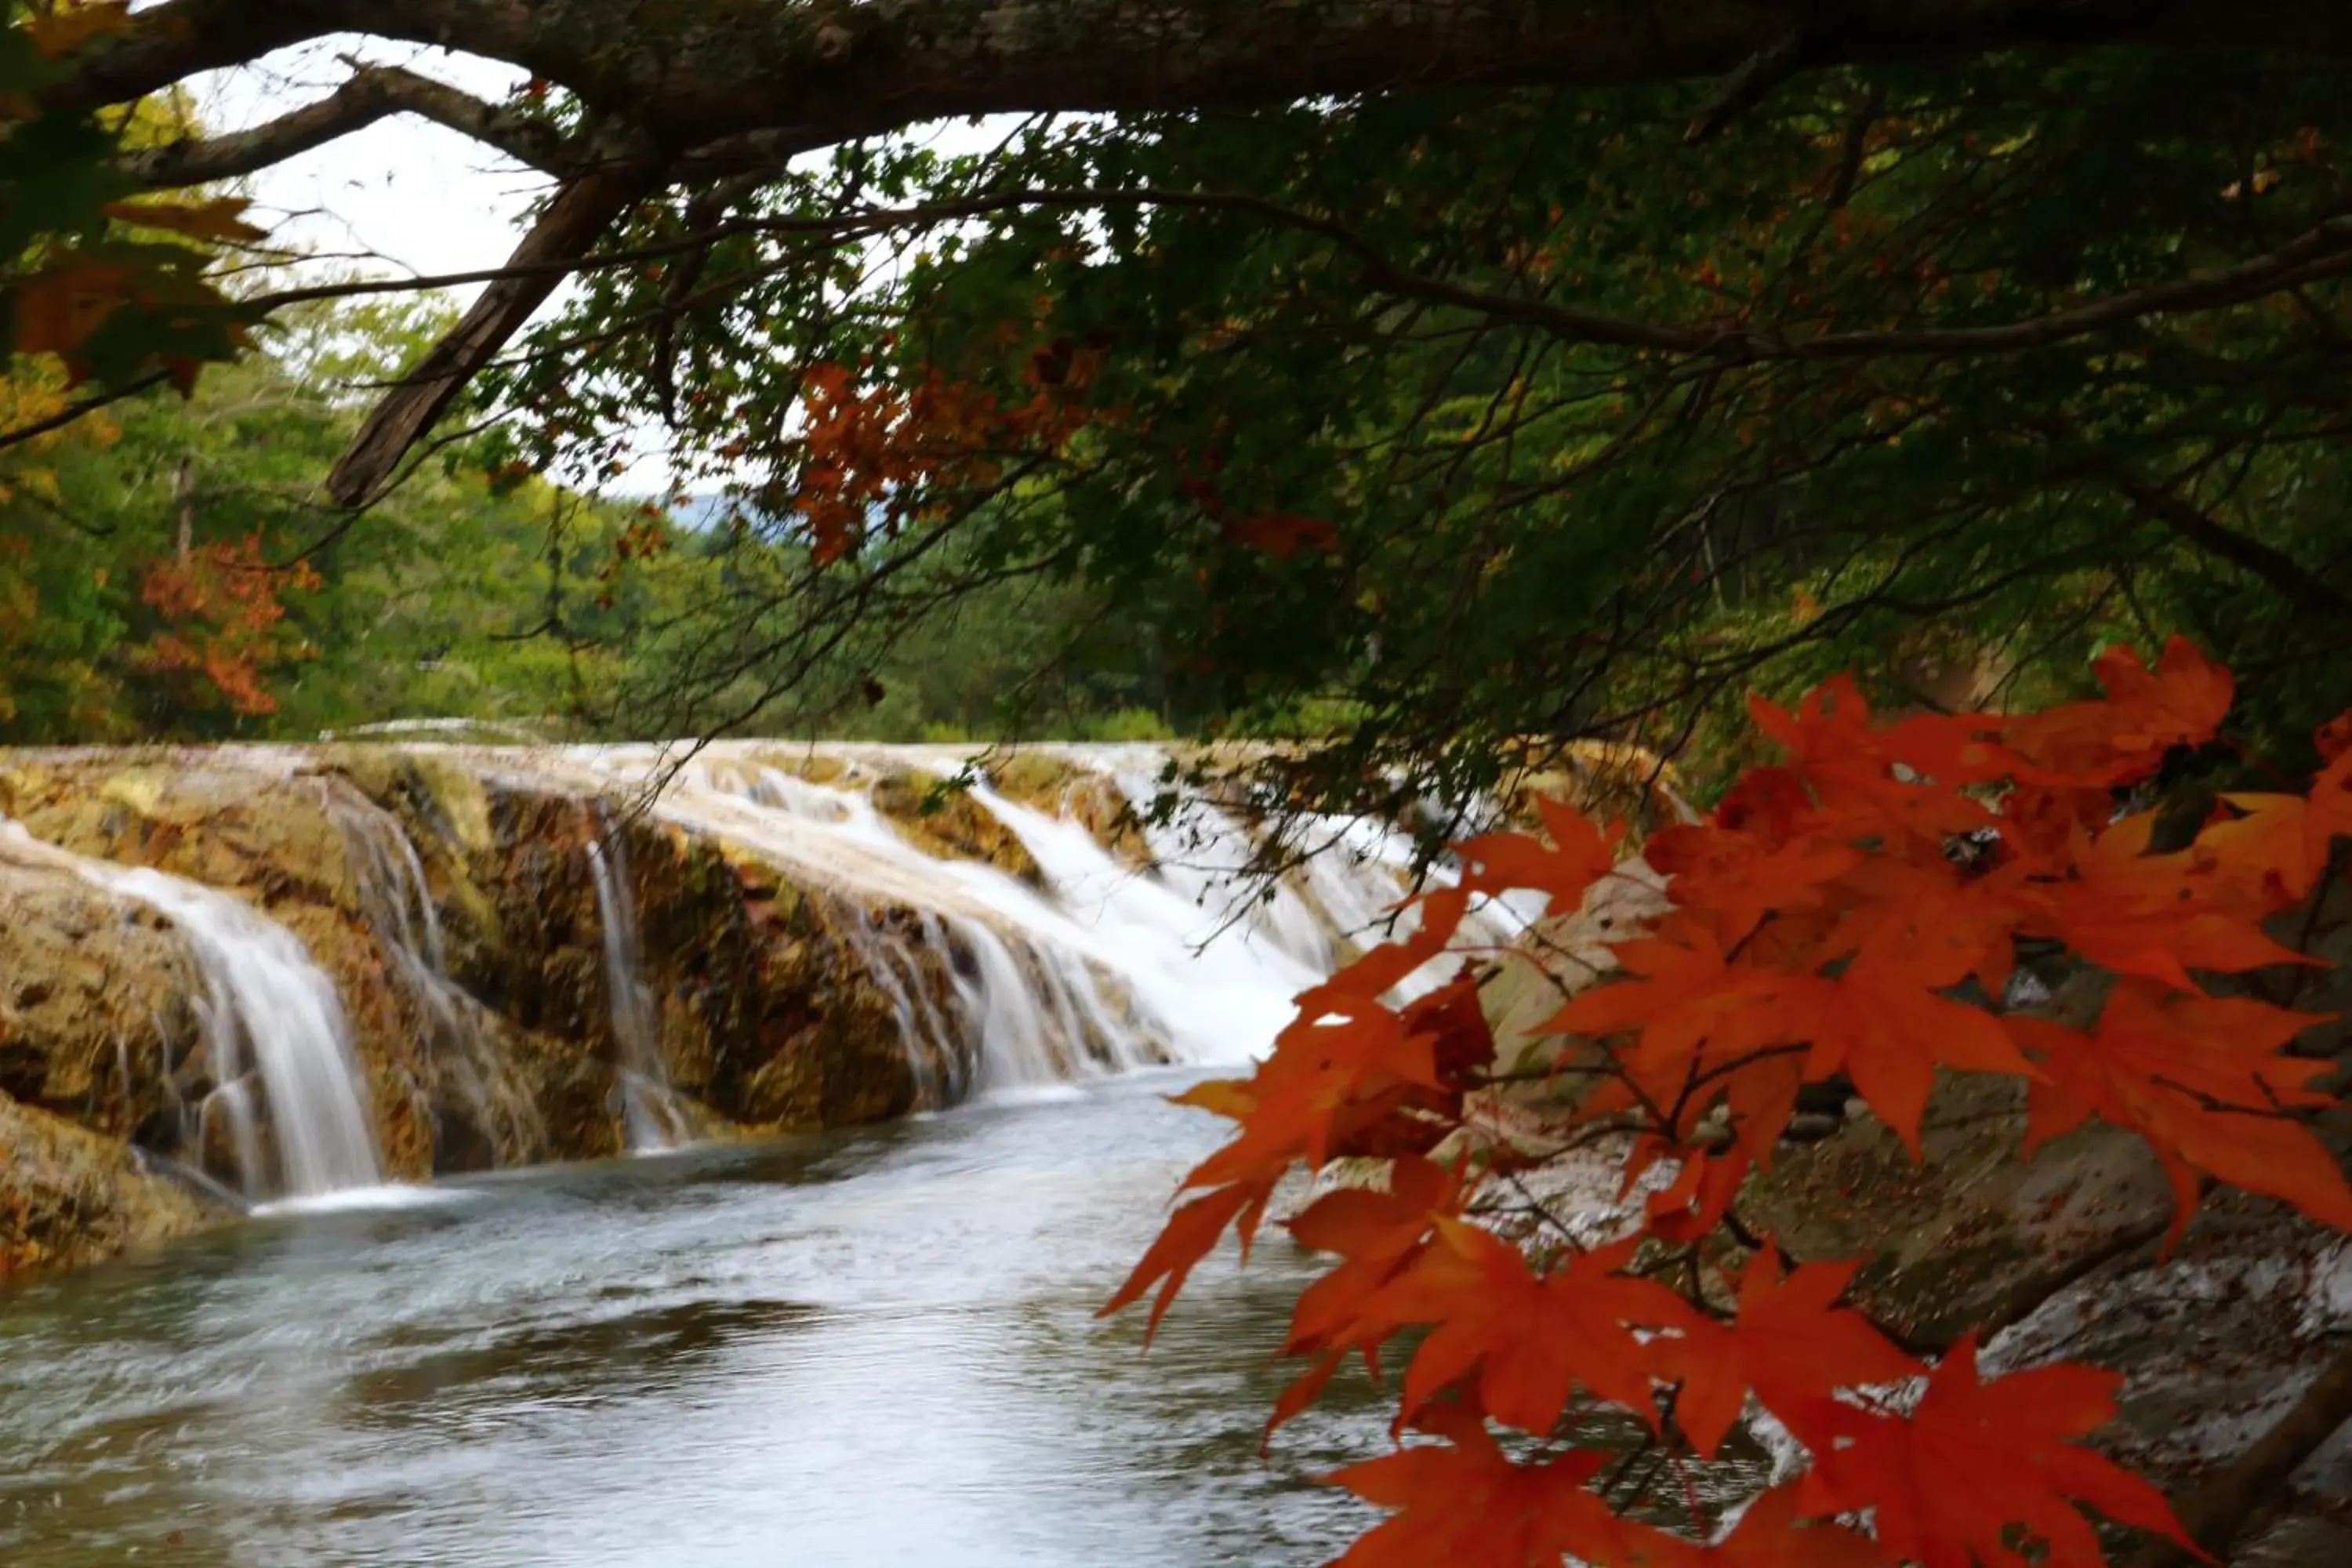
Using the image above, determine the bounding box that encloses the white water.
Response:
[1,739,1544,1192]
[53,840,382,1200]
[326,785,547,1167]
[622,743,1533,1091]
[586,811,687,1150]
[662,754,1336,1078]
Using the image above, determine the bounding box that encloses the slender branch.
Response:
[0,370,169,452]
[249,180,2352,508]
[2116,475,2352,619]
[118,64,582,187]
[1685,30,1807,145]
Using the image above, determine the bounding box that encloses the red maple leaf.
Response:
[1798,1336,2198,1568]
[1331,1405,1701,1568]
[1653,1254,1921,1457]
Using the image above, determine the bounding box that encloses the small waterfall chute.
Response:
[40,837,384,1200]
[585,810,688,1151]
[326,785,544,1167]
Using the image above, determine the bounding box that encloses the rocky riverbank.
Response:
[2,739,1526,1275]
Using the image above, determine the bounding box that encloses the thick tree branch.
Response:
[49,1,2352,148]
[325,158,659,507]
[2117,476,2352,619]
[118,64,581,187]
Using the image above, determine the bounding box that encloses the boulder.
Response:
[0,1091,230,1278]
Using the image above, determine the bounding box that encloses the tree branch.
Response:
[118,64,582,187]
[2116,475,2352,619]
[326,157,660,507]
[0,370,170,453]
[264,183,2352,504]
[49,0,2352,147]
[1685,30,1808,144]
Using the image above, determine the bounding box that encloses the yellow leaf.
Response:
[101,198,270,245]
[24,1,131,58]
[10,262,133,368]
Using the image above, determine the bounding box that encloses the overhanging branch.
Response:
[49,0,2352,147]
[119,64,583,187]
[326,156,661,507]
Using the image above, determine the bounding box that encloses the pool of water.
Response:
[0,1073,1396,1566]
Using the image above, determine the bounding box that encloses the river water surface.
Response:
[0,1075,1392,1566]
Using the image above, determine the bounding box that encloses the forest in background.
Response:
[0,292,1192,746]
[9,9,2352,811]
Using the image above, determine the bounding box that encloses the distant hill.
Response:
[668,492,736,532]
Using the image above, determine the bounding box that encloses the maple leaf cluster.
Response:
[1109,637,2352,1566]
[136,535,319,715]
[786,339,1103,565]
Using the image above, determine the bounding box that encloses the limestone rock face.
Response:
[0,847,209,1155]
[0,746,966,1272]
[0,1091,227,1278]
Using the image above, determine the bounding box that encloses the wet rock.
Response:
[0,1091,230,1278]
[0,848,209,1156]
[866,768,1046,887]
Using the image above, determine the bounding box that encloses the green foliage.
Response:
[485,46,2352,818]
[0,296,660,740]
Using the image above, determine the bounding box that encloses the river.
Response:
[0,1073,1396,1566]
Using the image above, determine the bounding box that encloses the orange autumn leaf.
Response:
[1272,1156,1467,1437]
[1363,1226,1697,1435]
[2316,710,2352,763]
[2002,636,2232,786]
[2208,750,2352,900]
[1631,1142,1751,1245]
[1099,1178,1272,1344]
[24,0,129,56]
[1769,953,2035,1155]
[1645,820,1861,946]
[1299,885,1471,1006]
[1396,971,1495,1085]
[1653,1254,1921,1457]
[2013,981,2352,1240]
[1222,512,1340,559]
[1455,795,1618,909]
[1704,1483,1889,1568]
[2023,813,2313,989]
[1745,677,2001,846]
[1331,1405,1700,1568]
[11,262,132,365]
[1799,1337,2197,1568]
[1538,925,1783,1078]
[100,198,270,244]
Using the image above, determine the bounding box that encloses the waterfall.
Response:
[653,760,1178,1095]
[326,785,543,1165]
[1076,746,1539,1003]
[961,784,1319,1062]
[1080,749,1338,972]
[51,842,382,1200]
[585,811,687,1150]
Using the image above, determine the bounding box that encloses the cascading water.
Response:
[4,819,384,1201]
[585,811,688,1150]
[1079,750,1339,972]
[1076,746,1542,1002]
[692,756,1319,1076]
[326,786,544,1164]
